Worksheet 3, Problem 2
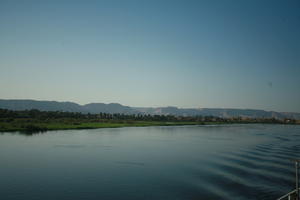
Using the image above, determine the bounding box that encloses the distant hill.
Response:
[134,107,297,119]
[0,99,83,112]
[83,103,137,115]
[0,100,140,115]
[0,99,299,120]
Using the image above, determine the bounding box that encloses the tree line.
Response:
[0,108,297,124]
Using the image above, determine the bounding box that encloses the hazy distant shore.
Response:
[1,99,300,120]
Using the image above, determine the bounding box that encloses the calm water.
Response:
[0,124,299,200]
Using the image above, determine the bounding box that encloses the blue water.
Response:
[0,124,299,200]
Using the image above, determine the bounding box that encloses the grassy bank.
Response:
[0,109,298,133]
[0,119,209,132]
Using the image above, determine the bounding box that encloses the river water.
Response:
[0,124,299,200]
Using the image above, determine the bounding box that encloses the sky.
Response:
[0,0,299,112]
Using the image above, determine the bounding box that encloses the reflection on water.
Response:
[0,124,299,200]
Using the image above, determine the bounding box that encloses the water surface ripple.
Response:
[0,124,299,200]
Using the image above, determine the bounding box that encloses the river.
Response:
[0,124,299,200]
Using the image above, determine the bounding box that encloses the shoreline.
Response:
[0,121,206,132]
[0,121,298,133]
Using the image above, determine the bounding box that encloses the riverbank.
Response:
[0,109,298,132]
[0,120,211,132]
[1,120,299,133]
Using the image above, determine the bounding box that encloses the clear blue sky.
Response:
[0,0,299,112]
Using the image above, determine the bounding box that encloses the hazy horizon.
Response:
[1,0,299,112]
[1,98,300,113]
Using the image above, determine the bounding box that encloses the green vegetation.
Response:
[0,109,298,133]
[0,120,203,132]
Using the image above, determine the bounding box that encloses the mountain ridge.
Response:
[0,99,299,120]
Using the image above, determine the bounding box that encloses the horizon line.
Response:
[0,98,298,114]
